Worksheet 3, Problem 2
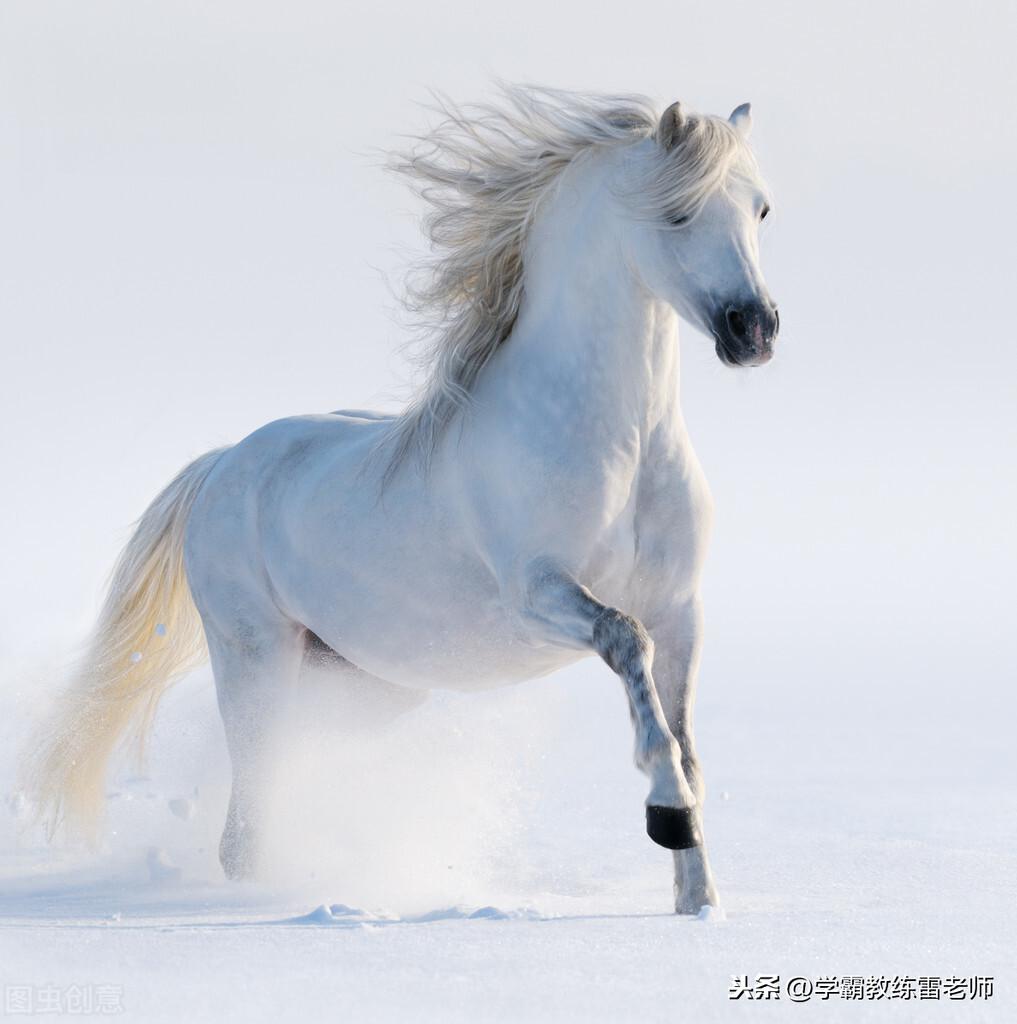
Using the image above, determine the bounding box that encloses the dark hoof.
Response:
[646,806,702,850]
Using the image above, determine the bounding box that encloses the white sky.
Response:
[1,1,1014,699]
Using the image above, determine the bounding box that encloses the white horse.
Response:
[29,86,778,914]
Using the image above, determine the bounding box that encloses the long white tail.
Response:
[23,447,229,838]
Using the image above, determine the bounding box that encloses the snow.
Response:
[167,797,197,822]
[1,655,1013,1021]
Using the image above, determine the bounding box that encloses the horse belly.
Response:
[266,482,585,691]
[290,556,585,691]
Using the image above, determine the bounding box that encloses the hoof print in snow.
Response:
[168,798,196,821]
[146,847,181,884]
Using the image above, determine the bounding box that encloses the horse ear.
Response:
[657,101,688,151]
[729,102,752,138]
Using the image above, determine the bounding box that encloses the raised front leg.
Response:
[521,560,700,852]
[649,597,720,913]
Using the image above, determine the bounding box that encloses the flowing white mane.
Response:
[379,84,753,475]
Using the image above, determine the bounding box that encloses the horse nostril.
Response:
[773,308,780,334]
[726,308,746,339]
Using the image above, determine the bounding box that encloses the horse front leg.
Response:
[521,561,701,861]
[649,597,720,914]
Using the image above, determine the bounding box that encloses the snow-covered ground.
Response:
[2,643,1013,1021]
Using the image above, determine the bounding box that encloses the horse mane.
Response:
[377,83,751,477]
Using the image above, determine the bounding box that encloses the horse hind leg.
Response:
[204,612,305,880]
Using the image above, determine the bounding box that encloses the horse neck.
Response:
[502,154,682,438]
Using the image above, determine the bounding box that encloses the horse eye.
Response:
[760,204,770,221]
[668,213,689,227]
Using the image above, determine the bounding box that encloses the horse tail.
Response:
[23,446,229,839]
